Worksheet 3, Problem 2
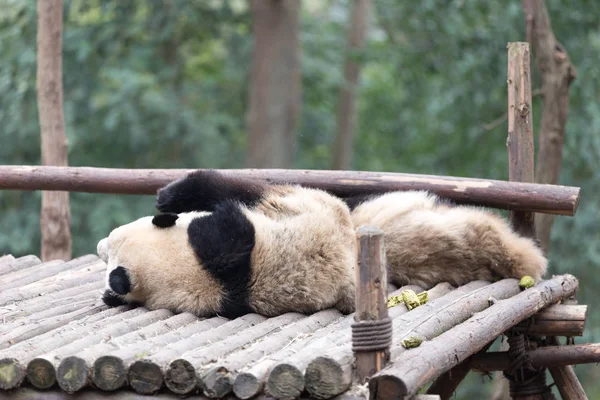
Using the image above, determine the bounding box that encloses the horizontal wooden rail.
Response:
[0,165,580,215]
[470,343,600,372]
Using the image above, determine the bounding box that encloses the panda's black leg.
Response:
[187,200,255,318]
[156,170,268,213]
[102,289,127,307]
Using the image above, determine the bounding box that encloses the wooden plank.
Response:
[1,283,104,322]
[28,309,180,391]
[0,305,136,390]
[198,309,343,399]
[0,255,41,275]
[230,284,424,400]
[0,165,581,215]
[164,313,305,396]
[0,260,105,306]
[92,314,263,393]
[304,283,454,400]
[368,274,579,399]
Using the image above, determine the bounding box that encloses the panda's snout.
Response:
[97,238,108,263]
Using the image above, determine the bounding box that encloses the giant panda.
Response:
[97,170,357,319]
[343,190,548,289]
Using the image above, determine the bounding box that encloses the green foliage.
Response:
[1,0,599,395]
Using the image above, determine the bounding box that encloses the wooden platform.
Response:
[0,254,580,399]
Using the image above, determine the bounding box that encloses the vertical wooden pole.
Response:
[507,42,536,239]
[353,225,390,383]
[547,323,588,399]
[506,42,548,400]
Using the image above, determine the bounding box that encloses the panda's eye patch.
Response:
[109,266,131,295]
[152,213,179,228]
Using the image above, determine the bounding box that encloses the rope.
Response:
[351,317,392,352]
[502,333,556,399]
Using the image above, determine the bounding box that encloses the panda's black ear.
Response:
[152,213,179,228]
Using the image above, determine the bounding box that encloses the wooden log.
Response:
[302,281,495,400]
[368,274,579,399]
[47,313,204,393]
[0,386,207,400]
[0,255,41,276]
[352,226,390,383]
[514,304,587,336]
[230,284,425,400]
[0,305,134,390]
[265,282,452,400]
[164,313,305,396]
[234,283,466,400]
[384,279,519,361]
[470,343,600,372]
[507,41,536,238]
[0,260,105,306]
[27,309,178,391]
[1,259,64,288]
[0,302,108,350]
[1,285,103,323]
[546,336,587,400]
[0,254,16,268]
[425,340,495,400]
[1,294,98,329]
[54,314,225,394]
[91,314,262,393]
[1,255,98,287]
[198,309,343,399]
[0,165,581,216]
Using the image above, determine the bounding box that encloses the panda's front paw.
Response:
[155,176,190,213]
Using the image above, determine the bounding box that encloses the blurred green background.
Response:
[0,0,598,397]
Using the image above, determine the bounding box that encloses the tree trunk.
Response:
[37,0,71,261]
[522,0,576,253]
[331,0,371,170]
[246,0,302,168]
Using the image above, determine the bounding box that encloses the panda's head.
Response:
[97,211,214,309]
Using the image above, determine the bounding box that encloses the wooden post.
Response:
[507,42,536,238]
[547,335,588,400]
[352,226,391,383]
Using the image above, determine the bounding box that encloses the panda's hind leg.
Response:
[156,169,268,213]
[459,208,548,282]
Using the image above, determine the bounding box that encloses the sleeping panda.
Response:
[343,190,548,289]
[97,170,357,319]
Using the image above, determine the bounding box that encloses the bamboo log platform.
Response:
[0,255,585,399]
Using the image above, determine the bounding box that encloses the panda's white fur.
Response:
[99,171,357,318]
[347,190,548,289]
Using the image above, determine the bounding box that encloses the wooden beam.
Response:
[0,165,581,216]
[470,343,600,372]
[514,304,587,336]
[368,274,579,399]
[507,42,536,238]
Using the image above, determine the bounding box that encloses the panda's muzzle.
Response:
[108,266,132,295]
